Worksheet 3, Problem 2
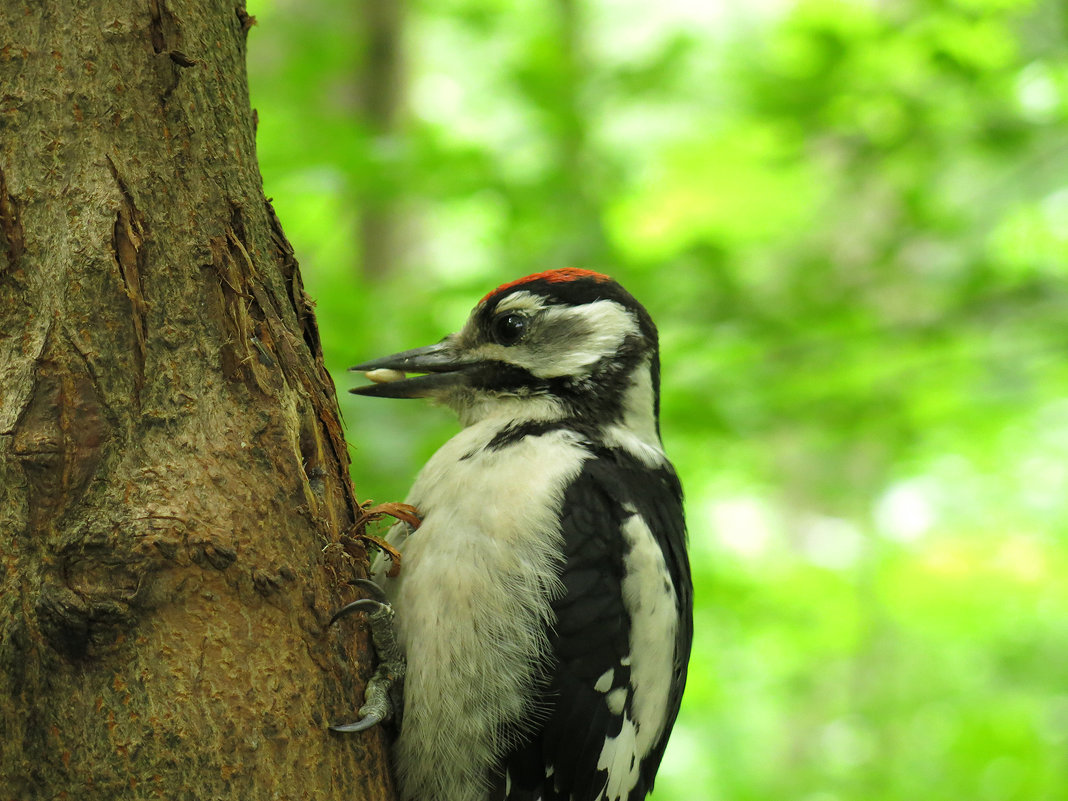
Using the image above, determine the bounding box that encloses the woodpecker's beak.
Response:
[349,341,474,399]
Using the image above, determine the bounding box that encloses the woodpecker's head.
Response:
[350,269,662,441]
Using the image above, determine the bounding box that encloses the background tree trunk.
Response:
[357,0,406,280]
[0,1,395,798]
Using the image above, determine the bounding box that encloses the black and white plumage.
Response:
[346,269,693,801]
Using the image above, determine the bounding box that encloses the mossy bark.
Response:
[0,1,394,798]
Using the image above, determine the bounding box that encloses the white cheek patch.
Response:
[521,300,638,379]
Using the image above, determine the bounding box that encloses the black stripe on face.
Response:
[462,361,553,395]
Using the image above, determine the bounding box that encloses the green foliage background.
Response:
[246,0,1068,798]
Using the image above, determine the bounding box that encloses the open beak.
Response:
[349,341,475,399]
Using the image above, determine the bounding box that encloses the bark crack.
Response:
[107,156,149,397]
[0,163,24,272]
[148,0,167,54]
[148,0,193,98]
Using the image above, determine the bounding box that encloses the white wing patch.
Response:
[594,513,679,801]
[596,716,641,801]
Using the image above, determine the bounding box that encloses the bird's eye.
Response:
[491,313,528,346]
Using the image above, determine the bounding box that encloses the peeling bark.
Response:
[0,2,394,798]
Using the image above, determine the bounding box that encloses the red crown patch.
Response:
[482,268,611,304]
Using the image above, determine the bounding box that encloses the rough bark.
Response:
[0,2,394,798]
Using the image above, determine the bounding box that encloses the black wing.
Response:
[491,444,693,801]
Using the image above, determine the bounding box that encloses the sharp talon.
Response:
[327,591,403,735]
[331,670,396,734]
[349,578,387,602]
[328,598,389,627]
[329,711,384,733]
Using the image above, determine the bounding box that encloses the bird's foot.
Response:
[328,579,405,733]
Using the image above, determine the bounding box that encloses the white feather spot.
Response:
[606,687,627,715]
[594,668,615,693]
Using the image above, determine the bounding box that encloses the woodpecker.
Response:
[339,269,692,801]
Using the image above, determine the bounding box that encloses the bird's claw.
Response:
[329,715,382,734]
[329,670,392,732]
[328,582,405,733]
[329,597,388,627]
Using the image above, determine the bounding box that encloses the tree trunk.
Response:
[0,2,395,798]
